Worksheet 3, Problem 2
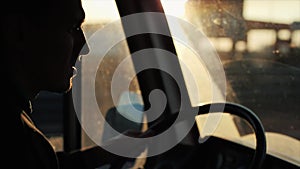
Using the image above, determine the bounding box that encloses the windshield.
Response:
[182,0,300,165]
[78,0,300,165]
[179,0,300,138]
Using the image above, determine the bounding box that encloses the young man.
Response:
[1,0,151,168]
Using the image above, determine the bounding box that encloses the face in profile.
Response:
[21,0,88,93]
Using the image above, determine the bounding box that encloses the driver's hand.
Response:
[101,129,155,158]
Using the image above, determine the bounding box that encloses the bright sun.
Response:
[82,0,188,24]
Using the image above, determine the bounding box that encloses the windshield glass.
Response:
[181,0,300,165]
[79,0,300,165]
[181,0,300,139]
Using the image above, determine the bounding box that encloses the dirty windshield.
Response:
[181,0,300,163]
[78,0,300,163]
[184,0,300,141]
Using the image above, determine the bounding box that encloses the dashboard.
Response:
[143,135,299,169]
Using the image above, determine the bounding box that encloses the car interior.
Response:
[30,0,300,169]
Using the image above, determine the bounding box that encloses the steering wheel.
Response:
[197,102,267,169]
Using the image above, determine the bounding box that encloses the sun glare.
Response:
[161,0,188,18]
[82,0,188,24]
[82,0,300,24]
[81,0,119,23]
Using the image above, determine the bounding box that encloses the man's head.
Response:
[2,0,88,98]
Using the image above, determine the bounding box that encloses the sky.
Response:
[81,0,300,24]
[81,0,188,23]
[81,0,300,51]
[243,0,300,24]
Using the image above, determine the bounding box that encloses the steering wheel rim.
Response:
[198,102,267,169]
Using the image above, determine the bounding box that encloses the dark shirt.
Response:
[3,85,60,169]
[3,89,114,169]
[21,110,59,169]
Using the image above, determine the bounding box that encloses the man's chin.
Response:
[64,86,72,93]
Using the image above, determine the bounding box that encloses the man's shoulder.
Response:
[21,111,59,169]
